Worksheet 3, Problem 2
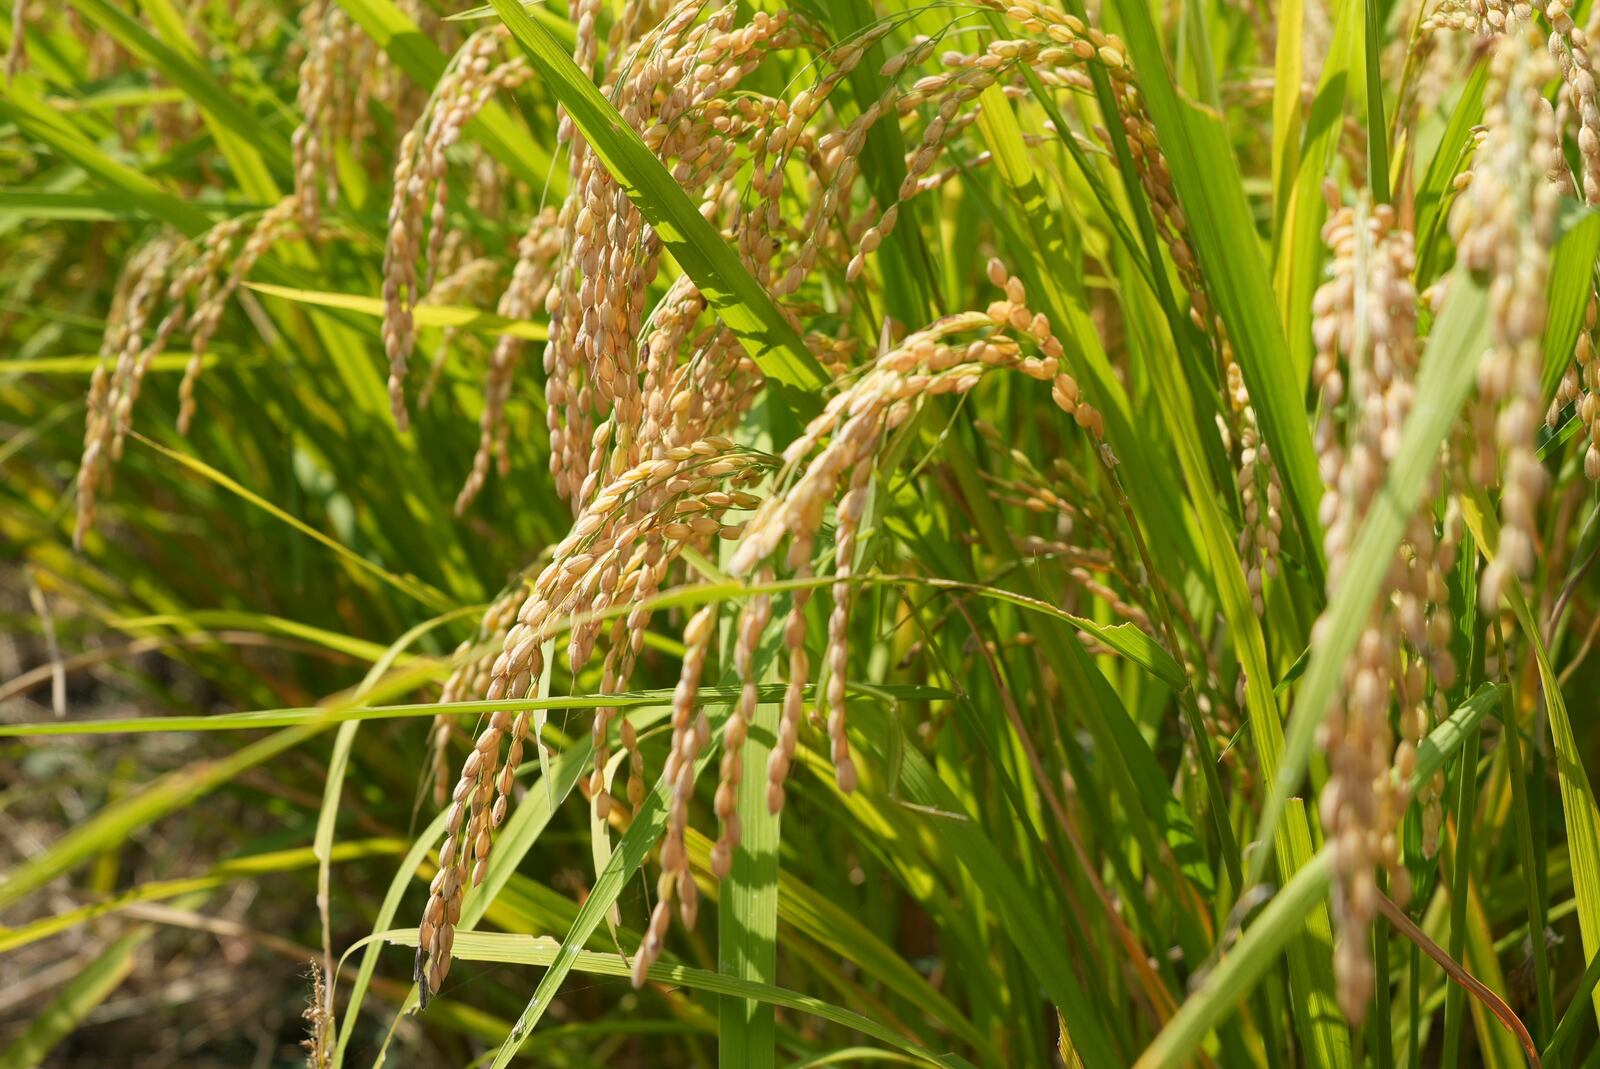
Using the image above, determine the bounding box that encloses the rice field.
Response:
[2,0,1600,1065]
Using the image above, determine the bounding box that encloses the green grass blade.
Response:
[1114,0,1326,584]
[1128,234,1346,1069]
[317,720,361,1027]
[1275,0,1359,380]
[113,609,424,666]
[1500,678,1555,1045]
[320,599,462,1046]
[1270,0,1305,237]
[0,83,213,233]
[377,928,976,1068]
[0,189,148,221]
[1542,950,1600,1067]
[681,829,997,1061]
[1543,208,1600,400]
[71,0,284,201]
[332,810,449,1067]
[2,351,234,375]
[0,684,945,737]
[1439,720,1482,1067]
[246,281,547,340]
[1461,490,1600,1028]
[480,704,728,1066]
[132,433,455,610]
[335,714,628,1064]
[1362,0,1390,202]
[1278,795,1346,1069]
[1415,64,1487,282]
[720,697,781,1069]
[847,700,1121,1066]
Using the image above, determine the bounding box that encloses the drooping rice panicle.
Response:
[1449,27,1559,610]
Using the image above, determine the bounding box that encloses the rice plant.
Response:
[3,0,1600,1064]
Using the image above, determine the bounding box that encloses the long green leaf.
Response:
[1127,237,1346,1068]
[0,683,946,737]
[680,828,997,1062]
[132,433,455,610]
[0,189,149,221]
[0,84,212,233]
[1274,0,1360,382]
[332,815,448,1068]
[1115,1,1326,585]
[847,700,1122,1066]
[1543,208,1600,400]
[1462,491,1600,1026]
[1270,0,1305,236]
[720,698,781,1069]
[246,281,549,342]
[1415,64,1487,281]
[378,928,975,1069]
[113,609,424,665]
[2,351,234,375]
[69,0,284,201]
[480,702,726,1066]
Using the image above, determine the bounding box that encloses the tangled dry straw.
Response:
[62,0,1600,1032]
